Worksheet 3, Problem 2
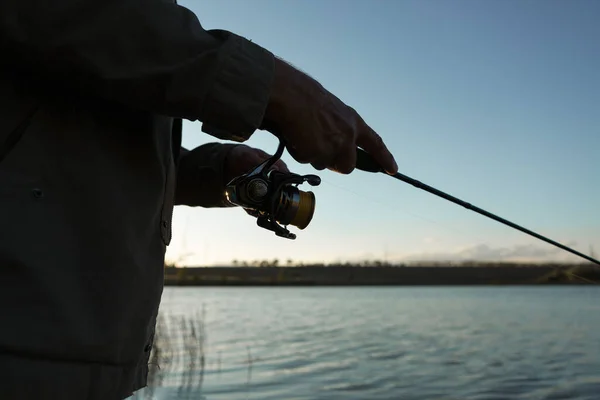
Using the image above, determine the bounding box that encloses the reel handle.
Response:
[355,147,384,173]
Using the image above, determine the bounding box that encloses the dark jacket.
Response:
[0,0,274,398]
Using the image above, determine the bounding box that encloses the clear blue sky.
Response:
[167,0,599,266]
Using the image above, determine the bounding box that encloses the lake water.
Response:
[131,286,600,400]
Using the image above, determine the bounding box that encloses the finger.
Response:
[330,139,356,174]
[311,162,327,171]
[308,145,337,171]
[273,159,290,173]
[287,137,336,168]
[286,145,313,164]
[246,148,290,173]
[243,150,273,170]
[229,148,271,177]
[356,122,398,174]
[251,148,273,161]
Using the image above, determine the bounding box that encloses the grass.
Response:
[137,304,260,399]
[537,265,600,284]
[141,307,207,399]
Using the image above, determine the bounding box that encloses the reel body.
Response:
[224,140,321,239]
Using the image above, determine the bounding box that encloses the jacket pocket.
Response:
[0,104,40,167]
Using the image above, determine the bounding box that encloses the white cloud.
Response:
[422,236,438,244]
[397,242,583,263]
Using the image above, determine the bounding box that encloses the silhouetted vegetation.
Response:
[536,265,600,284]
[163,260,598,286]
[141,308,207,399]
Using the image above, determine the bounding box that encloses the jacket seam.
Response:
[0,103,40,166]
[160,129,176,245]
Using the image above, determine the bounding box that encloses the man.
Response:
[0,0,397,398]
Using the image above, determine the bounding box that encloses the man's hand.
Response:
[223,144,289,184]
[260,58,398,175]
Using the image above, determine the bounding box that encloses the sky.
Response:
[166,0,600,266]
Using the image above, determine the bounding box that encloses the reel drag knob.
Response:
[246,178,269,202]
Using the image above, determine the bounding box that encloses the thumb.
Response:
[272,159,290,173]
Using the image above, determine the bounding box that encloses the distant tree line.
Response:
[166,258,593,269]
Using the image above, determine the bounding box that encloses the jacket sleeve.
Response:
[0,0,274,142]
[175,143,240,208]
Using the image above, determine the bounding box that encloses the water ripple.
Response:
[131,286,600,400]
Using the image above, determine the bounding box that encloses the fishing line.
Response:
[224,135,597,268]
[320,177,476,240]
[355,148,600,266]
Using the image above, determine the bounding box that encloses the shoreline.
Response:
[163,264,599,286]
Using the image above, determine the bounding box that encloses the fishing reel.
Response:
[224,139,321,239]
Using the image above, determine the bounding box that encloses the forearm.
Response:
[0,0,274,141]
[175,143,238,208]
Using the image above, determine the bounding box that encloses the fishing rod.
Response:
[224,137,598,266]
[354,147,600,266]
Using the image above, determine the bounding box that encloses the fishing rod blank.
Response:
[355,148,600,266]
